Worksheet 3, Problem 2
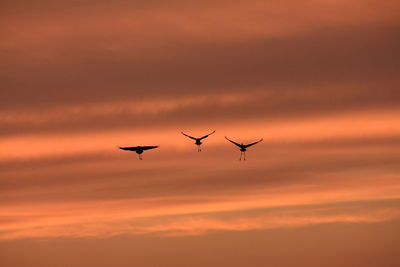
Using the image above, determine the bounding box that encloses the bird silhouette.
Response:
[119,145,158,160]
[181,130,215,152]
[225,136,263,161]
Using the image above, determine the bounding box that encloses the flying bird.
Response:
[181,130,216,152]
[119,146,158,160]
[225,136,263,161]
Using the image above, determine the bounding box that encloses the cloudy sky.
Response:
[1,0,400,266]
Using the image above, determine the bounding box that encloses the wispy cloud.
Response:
[1,0,399,248]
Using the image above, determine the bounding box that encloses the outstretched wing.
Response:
[119,146,158,151]
[139,146,158,150]
[119,146,140,151]
[244,138,263,148]
[181,132,197,140]
[225,136,242,148]
[199,130,216,140]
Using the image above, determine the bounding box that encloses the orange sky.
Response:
[1,0,400,266]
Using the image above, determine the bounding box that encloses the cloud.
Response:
[1,1,400,111]
[1,108,399,160]
[1,0,399,244]
[1,82,399,137]
[1,198,399,240]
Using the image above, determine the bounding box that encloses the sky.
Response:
[1,0,400,266]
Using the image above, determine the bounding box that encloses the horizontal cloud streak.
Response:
[1,83,399,137]
[2,22,399,110]
[1,109,399,160]
[1,198,399,240]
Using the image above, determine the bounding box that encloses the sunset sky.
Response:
[1,0,400,266]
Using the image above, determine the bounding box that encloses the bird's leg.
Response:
[244,152,246,161]
[139,154,142,160]
[239,152,242,161]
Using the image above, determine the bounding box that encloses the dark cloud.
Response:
[1,22,399,111]
[1,81,399,137]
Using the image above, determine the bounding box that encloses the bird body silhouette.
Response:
[119,146,158,160]
[225,136,263,160]
[181,130,215,152]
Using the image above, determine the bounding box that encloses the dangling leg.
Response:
[139,154,142,160]
[198,145,201,152]
[244,151,246,161]
[239,151,242,161]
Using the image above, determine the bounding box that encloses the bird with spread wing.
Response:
[119,145,158,160]
[225,136,263,161]
[181,130,215,152]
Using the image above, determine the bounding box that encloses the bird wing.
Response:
[225,136,242,148]
[119,146,158,151]
[181,132,197,140]
[244,138,263,148]
[119,146,140,151]
[139,146,159,150]
[199,130,216,140]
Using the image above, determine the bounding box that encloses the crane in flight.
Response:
[181,130,215,152]
[119,145,158,160]
[225,136,263,161]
